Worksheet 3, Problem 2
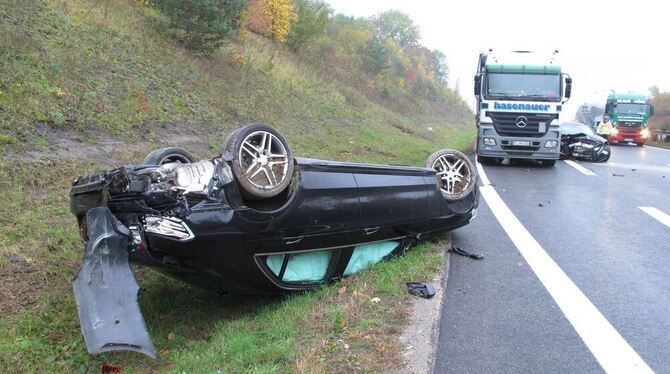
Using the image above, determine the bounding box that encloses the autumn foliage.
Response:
[245,0,296,42]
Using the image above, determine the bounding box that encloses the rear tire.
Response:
[143,147,195,165]
[222,124,294,200]
[636,143,644,147]
[426,149,477,201]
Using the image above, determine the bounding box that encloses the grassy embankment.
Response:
[0,0,474,372]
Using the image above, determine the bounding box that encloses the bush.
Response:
[152,0,246,55]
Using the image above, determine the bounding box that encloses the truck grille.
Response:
[618,129,640,137]
[489,112,559,138]
[617,121,642,129]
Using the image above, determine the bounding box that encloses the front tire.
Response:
[426,149,477,201]
[223,124,294,200]
[540,159,556,167]
[476,154,499,165]
[636,143,644,147]
[143,147,195,165]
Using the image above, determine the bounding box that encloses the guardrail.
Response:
[650,129,670,142]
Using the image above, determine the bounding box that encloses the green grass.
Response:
[0,0,473,372]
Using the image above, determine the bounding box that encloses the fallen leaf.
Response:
[167,332,175,341]
[337,286,347,295]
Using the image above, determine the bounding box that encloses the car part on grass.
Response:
[69,124,479,358]
[72,207,156,359]
[406,282,436,298]
[448,246,484,260]
[559,122,611,162]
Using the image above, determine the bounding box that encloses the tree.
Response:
[286,0,331,51]
[152,0,246,55]
[245,0,297,42]
[335,27,372,54]
[371,10,419,48]
[428,49,448,83]
[361,36,390,75]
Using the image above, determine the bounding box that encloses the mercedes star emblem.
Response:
[515,116,528,128]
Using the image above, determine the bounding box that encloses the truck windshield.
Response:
[486,73,561,101]
[614,103,648,116]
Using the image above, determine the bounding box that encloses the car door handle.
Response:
[284,236,304,245]
[364,227,380,235]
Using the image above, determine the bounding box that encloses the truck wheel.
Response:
[143,147,195,165]
[426,149,477,201]
[476,155,498,165]
[540,159,556,167]
[223,124,294,200]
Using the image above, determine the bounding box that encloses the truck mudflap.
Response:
[72,207,157,359]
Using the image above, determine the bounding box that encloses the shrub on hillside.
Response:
[152,0,245,55]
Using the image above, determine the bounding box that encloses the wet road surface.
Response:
[435,145,670,373]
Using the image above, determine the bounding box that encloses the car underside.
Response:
[69,124,479,358]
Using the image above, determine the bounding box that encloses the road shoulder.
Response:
[387,245,451,374]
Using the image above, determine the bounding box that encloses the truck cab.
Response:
[605,93,653,146]
[474,50,572,166]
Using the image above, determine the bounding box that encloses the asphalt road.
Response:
[435,145,670,373]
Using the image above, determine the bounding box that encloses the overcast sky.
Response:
[326,0,670,118]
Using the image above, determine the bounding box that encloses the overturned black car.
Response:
[69,124,479,358]
[559,122,611,162]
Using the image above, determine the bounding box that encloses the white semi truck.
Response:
[474,50,572,166]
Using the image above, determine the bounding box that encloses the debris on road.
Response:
[448,247,484,260]
[406,282,436,299]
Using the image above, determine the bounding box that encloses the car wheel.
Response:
[223,124,294,200]
[636,143,644,147]
[143,147,195,165]
[426,149,477,201]
[540,159,556,167]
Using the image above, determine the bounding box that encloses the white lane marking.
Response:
[476,163,653,374]
[639,206,670,228]
[564,160,597,176]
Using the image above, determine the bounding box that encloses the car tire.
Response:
[426,149,477,201]
[222,124,294,200]
[540,159,556,167]
[636,143,644,147]
[143,147,195,165]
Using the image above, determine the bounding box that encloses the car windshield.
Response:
[486,73,561,100]
[562,123,595,136]
[614,103,648,115]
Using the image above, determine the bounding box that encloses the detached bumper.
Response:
[72,207,156,359]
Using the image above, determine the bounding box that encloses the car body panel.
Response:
[73,207,156,359]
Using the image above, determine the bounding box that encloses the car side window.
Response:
[266,250,332,282]
[343,241,399,276]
